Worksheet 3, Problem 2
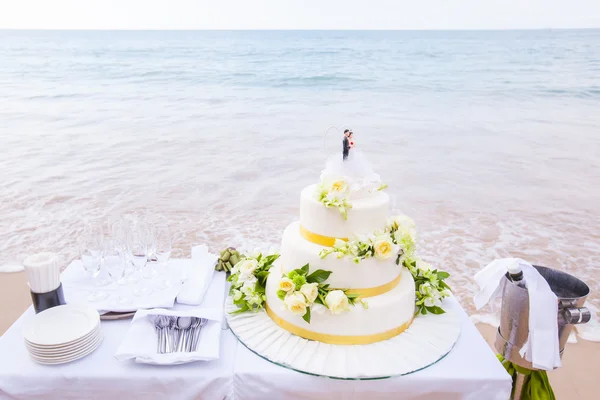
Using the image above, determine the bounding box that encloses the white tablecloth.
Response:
[0,271,237,400]
[232,297,512,400]
[0,276,511,400]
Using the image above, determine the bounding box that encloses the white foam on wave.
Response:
[0,263,24,273]
[470,312,500,328]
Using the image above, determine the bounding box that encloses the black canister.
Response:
[30,283,66,314]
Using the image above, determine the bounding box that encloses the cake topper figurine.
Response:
[342,129,354,160]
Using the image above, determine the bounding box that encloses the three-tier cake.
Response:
[226,155,458,379]
[264,175,416,344]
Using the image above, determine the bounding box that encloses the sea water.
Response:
[1,30,599,339]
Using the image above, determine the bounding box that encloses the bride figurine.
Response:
[322,129,381,194]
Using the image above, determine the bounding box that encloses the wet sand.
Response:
[477,324,600,400]
[1,272,597,398]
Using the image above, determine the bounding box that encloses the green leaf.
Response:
[306,269,332,284]
[439,281,452,291]
[256,270,270,286]
[277,290,287,300]
[437,271,450,280]
[420,306,427,315]
[230,303,250,314]
[425,306,446,315]
[262,254,280,266]
[315,293,326,306]
[300,264,309,275]
[302,307,311,323]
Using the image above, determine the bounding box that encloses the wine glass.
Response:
[112,218,139,284]
[78,229,109,302]
[128,223,154,296]
[103,239,130,305]
[154,223,173,289]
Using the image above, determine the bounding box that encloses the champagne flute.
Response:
[154,223,173,289]
[112,218,138,284]
[78,233,109,302]
[129,224,154,296]
[103,239,130,305]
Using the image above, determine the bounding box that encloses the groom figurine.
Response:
[343,129,351,160]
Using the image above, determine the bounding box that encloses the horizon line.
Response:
[1,27,600,32]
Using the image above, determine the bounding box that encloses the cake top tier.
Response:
[301,184,389,240]
[320,151,383,200]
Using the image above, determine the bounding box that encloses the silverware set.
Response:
[151,316,208,353]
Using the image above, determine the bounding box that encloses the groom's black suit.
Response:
[343,136,350,160]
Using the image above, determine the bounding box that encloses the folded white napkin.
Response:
[176,245,218,306]
[474,258,561,370]
[115,308,222,365]
[61,260,185,313]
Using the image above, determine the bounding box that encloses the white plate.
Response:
[26,328,101,356]
[23,304,100,346]
[29,334,103,365]
[25,323,100,351]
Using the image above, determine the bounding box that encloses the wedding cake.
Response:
[225,145,455,378]
[263,158,417,345]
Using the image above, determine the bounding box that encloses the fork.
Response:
[190,318,209,352]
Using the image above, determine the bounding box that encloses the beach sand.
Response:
[1,272,597,399]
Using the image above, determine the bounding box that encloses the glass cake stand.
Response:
[230,326,457,380]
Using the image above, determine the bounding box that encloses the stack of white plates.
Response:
[23,304,103,365]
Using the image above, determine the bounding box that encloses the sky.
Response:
[1,0,600,30]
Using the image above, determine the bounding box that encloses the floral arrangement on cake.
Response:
[315,178,388,220]
[315,178,353,219]
[227,251,280,313]
[319,215,452,315]
[276,264,360,323]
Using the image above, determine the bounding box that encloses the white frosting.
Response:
[300,184,389,238]
[281,221,400,289]
[266,265,415,337]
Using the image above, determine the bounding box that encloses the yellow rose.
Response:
[373,235,396,260]
[330,180,348,193]
[284,292,307,316]
[325,290,350,315]
[300,283,319,304]
[278,277,295,292]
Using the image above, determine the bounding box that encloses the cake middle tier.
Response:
[265,264,416,342]
[281,221,401,290]
[300,184,389,239]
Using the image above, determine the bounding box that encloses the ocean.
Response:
[1,30,599,340]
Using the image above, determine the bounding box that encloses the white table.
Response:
[232,297,512,400]
[0,271,237,400]
[0,282,511,400]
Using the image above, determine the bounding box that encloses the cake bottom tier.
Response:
[265,265,416,345]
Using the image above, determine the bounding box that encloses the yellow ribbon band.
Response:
[299,225,347,247]
[338,273,402,298]
[265,304,414,345]
[279,266,401,299]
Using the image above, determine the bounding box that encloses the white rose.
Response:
[424,297,436,307]
[300,283,319,304]
[419,282,433,296]
[373,235,397,260]
[232,289,243,301]
[325,290,350,315]
[416,260,432,273]
[238,259,258,276]
[283,292,308,316]
[424,293,442,308]
[329,179,348,193]
[247,294,262,306]
[278,277,295,292]
[241,280,257,296]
